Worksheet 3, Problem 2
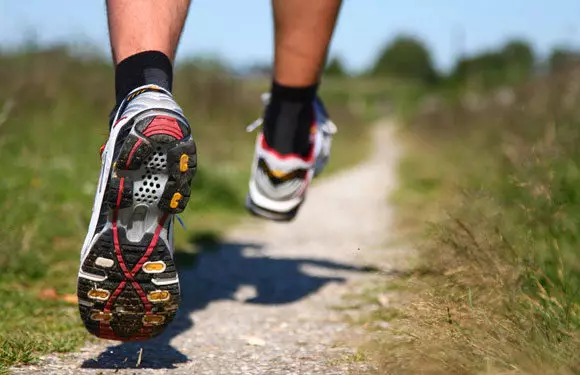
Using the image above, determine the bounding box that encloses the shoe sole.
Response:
[77,109,196,341]
[245,195,301,222]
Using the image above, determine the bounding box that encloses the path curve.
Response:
[12,121,400,375]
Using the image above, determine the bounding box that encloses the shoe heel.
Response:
[158,140,197,214]
[245,195,301,222]
[114,111,198,215]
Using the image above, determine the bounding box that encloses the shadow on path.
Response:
[82,235,376,370]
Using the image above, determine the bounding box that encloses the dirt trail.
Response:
[12,121,400,375]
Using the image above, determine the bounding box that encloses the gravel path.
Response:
[12,123,400,375]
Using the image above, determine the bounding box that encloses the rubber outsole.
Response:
[78,110,196,342]
[244,195,301,222]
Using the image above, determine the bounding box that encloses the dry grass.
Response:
[357,67,580,374]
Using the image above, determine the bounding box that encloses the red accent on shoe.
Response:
[142,116,184,139]
[116,178,125,208]
[112,116,127,129]
[259,118,317,162]
[99,188,170,340]
[126,138,143,168]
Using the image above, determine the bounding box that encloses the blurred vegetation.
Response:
[549,47,580,73]
[324,56,349,78]
[0,44,368,371]
[350,35,580,374]
[363,33,580,98]
[446,39,535,90]
[369,35,439,86]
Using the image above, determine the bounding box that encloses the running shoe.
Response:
[245,94,337,221]
[77,84,197,341]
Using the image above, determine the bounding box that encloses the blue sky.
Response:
[1,0,580,73]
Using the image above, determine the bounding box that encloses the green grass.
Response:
[0,46,371,371]
[356,67,580,374]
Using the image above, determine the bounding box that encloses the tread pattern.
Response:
[78,111,197,341]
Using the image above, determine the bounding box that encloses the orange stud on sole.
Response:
[179,154,189,172]
[87,288,110,301]
[143,261,166,273]
[147,290,171,302]
[169,193,183,209]
[90,311,113,322]
[143,314,166,326]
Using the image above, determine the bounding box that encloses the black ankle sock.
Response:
[263,81,319,157]
[114,50,173,106]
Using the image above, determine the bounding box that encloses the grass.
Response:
[354,67,580,374]
[0,45,370,372]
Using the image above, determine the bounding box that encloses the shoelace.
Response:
[176,214,187,230]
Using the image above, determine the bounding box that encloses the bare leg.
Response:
[106,0,191,64]
[245,1,343,221]
[272,0,343,86]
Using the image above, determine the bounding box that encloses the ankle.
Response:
[270,80,318,103]
[115,51,173,106]
[263,81,319,157]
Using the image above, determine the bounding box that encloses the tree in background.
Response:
[370,35,438,86]
[502,40,535,81]
[324,56,348,77]
[448,39,535,90]
[549,47,580,73]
